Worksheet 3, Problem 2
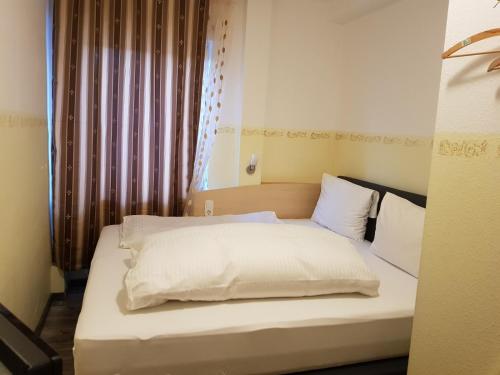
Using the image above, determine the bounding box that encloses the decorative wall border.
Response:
[241,127,332,140]
[239,127,433,147]
[263,129,285,137]
[435,135,500,159]
[0,113,46,128]
[310,131,331,139]
[335,131,432,147]
[438,139,488,158]
[241,128,264,136]
[216,126,236,135]
[286,130,307,138]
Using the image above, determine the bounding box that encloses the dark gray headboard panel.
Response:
[338,176,427,242]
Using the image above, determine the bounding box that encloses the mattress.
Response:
[74,222,418,375]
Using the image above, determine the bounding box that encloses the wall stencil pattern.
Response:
[0,113,46,128]
[310,132,331,140]
[238,127,433,147]
[438,139,488,158]
[286,131,308,138]
[263,129,285,137]
[335,132,432,147]
[435,134,500,159]
[216,126,236,135]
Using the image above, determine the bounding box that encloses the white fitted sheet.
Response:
[74,222,418,375]
[280,218,324,229]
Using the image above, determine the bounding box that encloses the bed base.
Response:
[294,356,408,374]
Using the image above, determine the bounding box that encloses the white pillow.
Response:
[370,193,425,277]
[120,211,280,250]
[312,174,379,241]
[125,223,380,310]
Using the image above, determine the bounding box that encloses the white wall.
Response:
[241,0,273,128]
[265,0,344,130]
[241,0,448,135]
[341,0,448,137]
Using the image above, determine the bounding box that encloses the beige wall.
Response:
[409,1,500,374]
[0,0,52,329]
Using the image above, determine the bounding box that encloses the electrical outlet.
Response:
[204,200,214,216]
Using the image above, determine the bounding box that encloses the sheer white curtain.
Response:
[190,0,233,192]
[191,0,246,192]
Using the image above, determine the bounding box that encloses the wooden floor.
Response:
[40,294,83,375]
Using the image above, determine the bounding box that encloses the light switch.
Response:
[204,200,214,216]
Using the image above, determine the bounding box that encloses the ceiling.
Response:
[316,0,403,24]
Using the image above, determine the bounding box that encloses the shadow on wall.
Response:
[447,45,500,87]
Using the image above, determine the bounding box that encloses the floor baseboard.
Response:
[35,294,53,336]
[35,293,65,336]
[35,270,89,336]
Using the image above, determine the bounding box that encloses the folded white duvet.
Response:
[125,223,380,310]
[120,212,280,250]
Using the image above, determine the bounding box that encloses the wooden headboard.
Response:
[187,183,320,219]
[188,177,427,241]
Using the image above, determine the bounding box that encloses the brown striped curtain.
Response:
[52,0,208,271]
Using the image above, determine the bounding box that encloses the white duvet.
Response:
[125,223,380,310]
[120,212,280,250]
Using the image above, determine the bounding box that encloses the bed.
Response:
[73,177,426,375]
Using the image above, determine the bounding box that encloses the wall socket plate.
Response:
[204,200,214,216]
